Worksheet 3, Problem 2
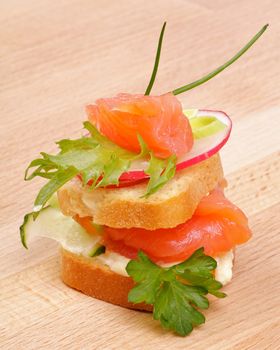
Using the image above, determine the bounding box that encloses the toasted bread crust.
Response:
[58,154,224,230]
[61,249,152,311]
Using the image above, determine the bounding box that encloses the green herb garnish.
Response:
[25,122,176,213]
[144,22,268,96]
[145,22,166,95]
[126,248,225,336]
[172,24,268,95]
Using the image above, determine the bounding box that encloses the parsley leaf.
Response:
[126,248,226,336]
[154,281,207,335]
[25,122,176,212]
[126,251,162,304]
[174,248,226,298]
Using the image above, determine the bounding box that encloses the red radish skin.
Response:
[77,109,232,188]
[120,110,232,182]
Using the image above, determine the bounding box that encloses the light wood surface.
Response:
[1,0,280,349]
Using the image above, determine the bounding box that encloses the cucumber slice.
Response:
[46,193,60,209]
[189,116,226,139]
[20,206,101,256]
[183,109,227,140]
[89,245,106,257]
[183,109,198,119]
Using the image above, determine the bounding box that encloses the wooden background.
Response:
[1,0,279,349]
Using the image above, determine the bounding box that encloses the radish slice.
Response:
[119,109,232,182]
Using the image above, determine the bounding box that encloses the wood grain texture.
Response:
[1,0,280,348]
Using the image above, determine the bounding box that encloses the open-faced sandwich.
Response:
[20,23,268,336]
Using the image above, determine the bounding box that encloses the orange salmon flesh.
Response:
[75,188,251,263]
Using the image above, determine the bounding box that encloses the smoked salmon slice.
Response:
[86,93,193,158]
[101,188,252,263]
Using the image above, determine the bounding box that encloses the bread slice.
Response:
[58,154,223,230]
[61,249,234,311]
[61,249,152,311]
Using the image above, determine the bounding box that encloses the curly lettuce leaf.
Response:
[25,122,177,212]
[143,153,177,197]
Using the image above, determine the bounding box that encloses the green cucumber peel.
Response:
[20,213,30,249]
[89,245,106,257]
